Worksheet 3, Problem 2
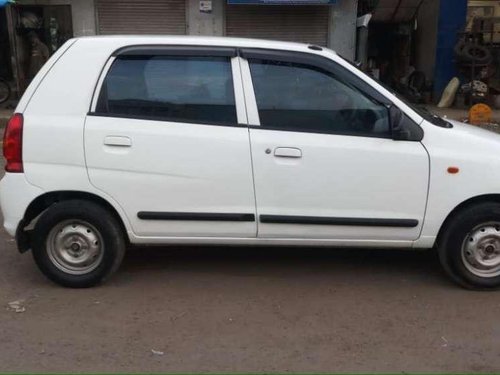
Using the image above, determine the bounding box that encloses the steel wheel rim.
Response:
[46,220,104,275]
[462,222,500,278]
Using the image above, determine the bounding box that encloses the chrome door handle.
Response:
[104,136,132,147]
[274,147,302,158]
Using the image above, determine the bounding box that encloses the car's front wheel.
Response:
[438,202,500,290]
[31,200,125,288]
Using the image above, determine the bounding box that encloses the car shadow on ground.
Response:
[120,245,449,287]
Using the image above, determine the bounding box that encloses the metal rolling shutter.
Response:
[225,5,329,46]
[96,0,186,35]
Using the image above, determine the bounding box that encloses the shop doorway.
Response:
[0,7,13,104]
[225,5,330,46]
[0,8,12,81]
[7,4,73,97]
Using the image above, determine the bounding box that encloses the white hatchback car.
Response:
[2,36,500,289]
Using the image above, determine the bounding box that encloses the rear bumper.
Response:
[0,173,43,237]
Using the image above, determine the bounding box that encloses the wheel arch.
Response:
[436,194,500,246]
[18,190,131,252]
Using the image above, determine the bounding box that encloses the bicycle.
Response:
[0,77,11,104]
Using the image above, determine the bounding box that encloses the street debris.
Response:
[441,336,448,347]
[7,299,26,313]
[169,311,186,322]
[438,77,460,108]
[151,349,164,356]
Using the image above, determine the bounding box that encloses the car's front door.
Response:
[241,50,429,242]
[85,47,257,238]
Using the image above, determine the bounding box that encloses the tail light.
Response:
[3,113,23,173]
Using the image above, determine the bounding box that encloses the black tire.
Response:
[462,44,492,65]
[438,202,500,290]
[455,41,492,64]
[0,78,10,104]
[31,200,126,288]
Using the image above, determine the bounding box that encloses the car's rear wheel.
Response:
[32,200,125,288]
[438,202,500,290]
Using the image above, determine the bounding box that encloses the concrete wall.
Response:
[329,0,358,60]
[187,0,224,36]
[70,0,97,36]
[74,0,358,56]
[415,0,440,83]
[186,0,358,57]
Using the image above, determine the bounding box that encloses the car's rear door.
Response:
[85,46,257,239]
[240,49,429,242]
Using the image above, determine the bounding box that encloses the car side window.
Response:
[96,55,237,124]
[248,59,391,137]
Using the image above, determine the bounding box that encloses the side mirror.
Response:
[389,105,411,141]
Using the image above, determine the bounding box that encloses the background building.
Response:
[0,0,358,99]
[1,0,488,105]
[357,0,469,100]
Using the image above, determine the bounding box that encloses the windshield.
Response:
[337,55,453,128]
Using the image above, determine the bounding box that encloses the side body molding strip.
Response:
[138,212,255,222]
[259,215,419,228]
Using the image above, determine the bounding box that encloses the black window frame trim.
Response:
[90,45,240,126]
[240,48,390,105]
[87,111,247,128]
[246,124,393,139]
[88,44,423,140]
[112,45,237,58]
[240,48,424,141]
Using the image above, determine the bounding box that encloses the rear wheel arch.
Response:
[19,191,130,250]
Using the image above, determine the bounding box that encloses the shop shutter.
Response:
[225,5,329,46]
[96,0,186,35]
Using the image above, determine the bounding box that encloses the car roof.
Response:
[75,35,335,55]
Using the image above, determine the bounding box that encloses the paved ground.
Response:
[3,237,500,373]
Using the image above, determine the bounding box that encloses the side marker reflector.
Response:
[447,167,459,174]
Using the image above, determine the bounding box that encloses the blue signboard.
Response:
[0,0,16,7]
[228,0,336,4]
